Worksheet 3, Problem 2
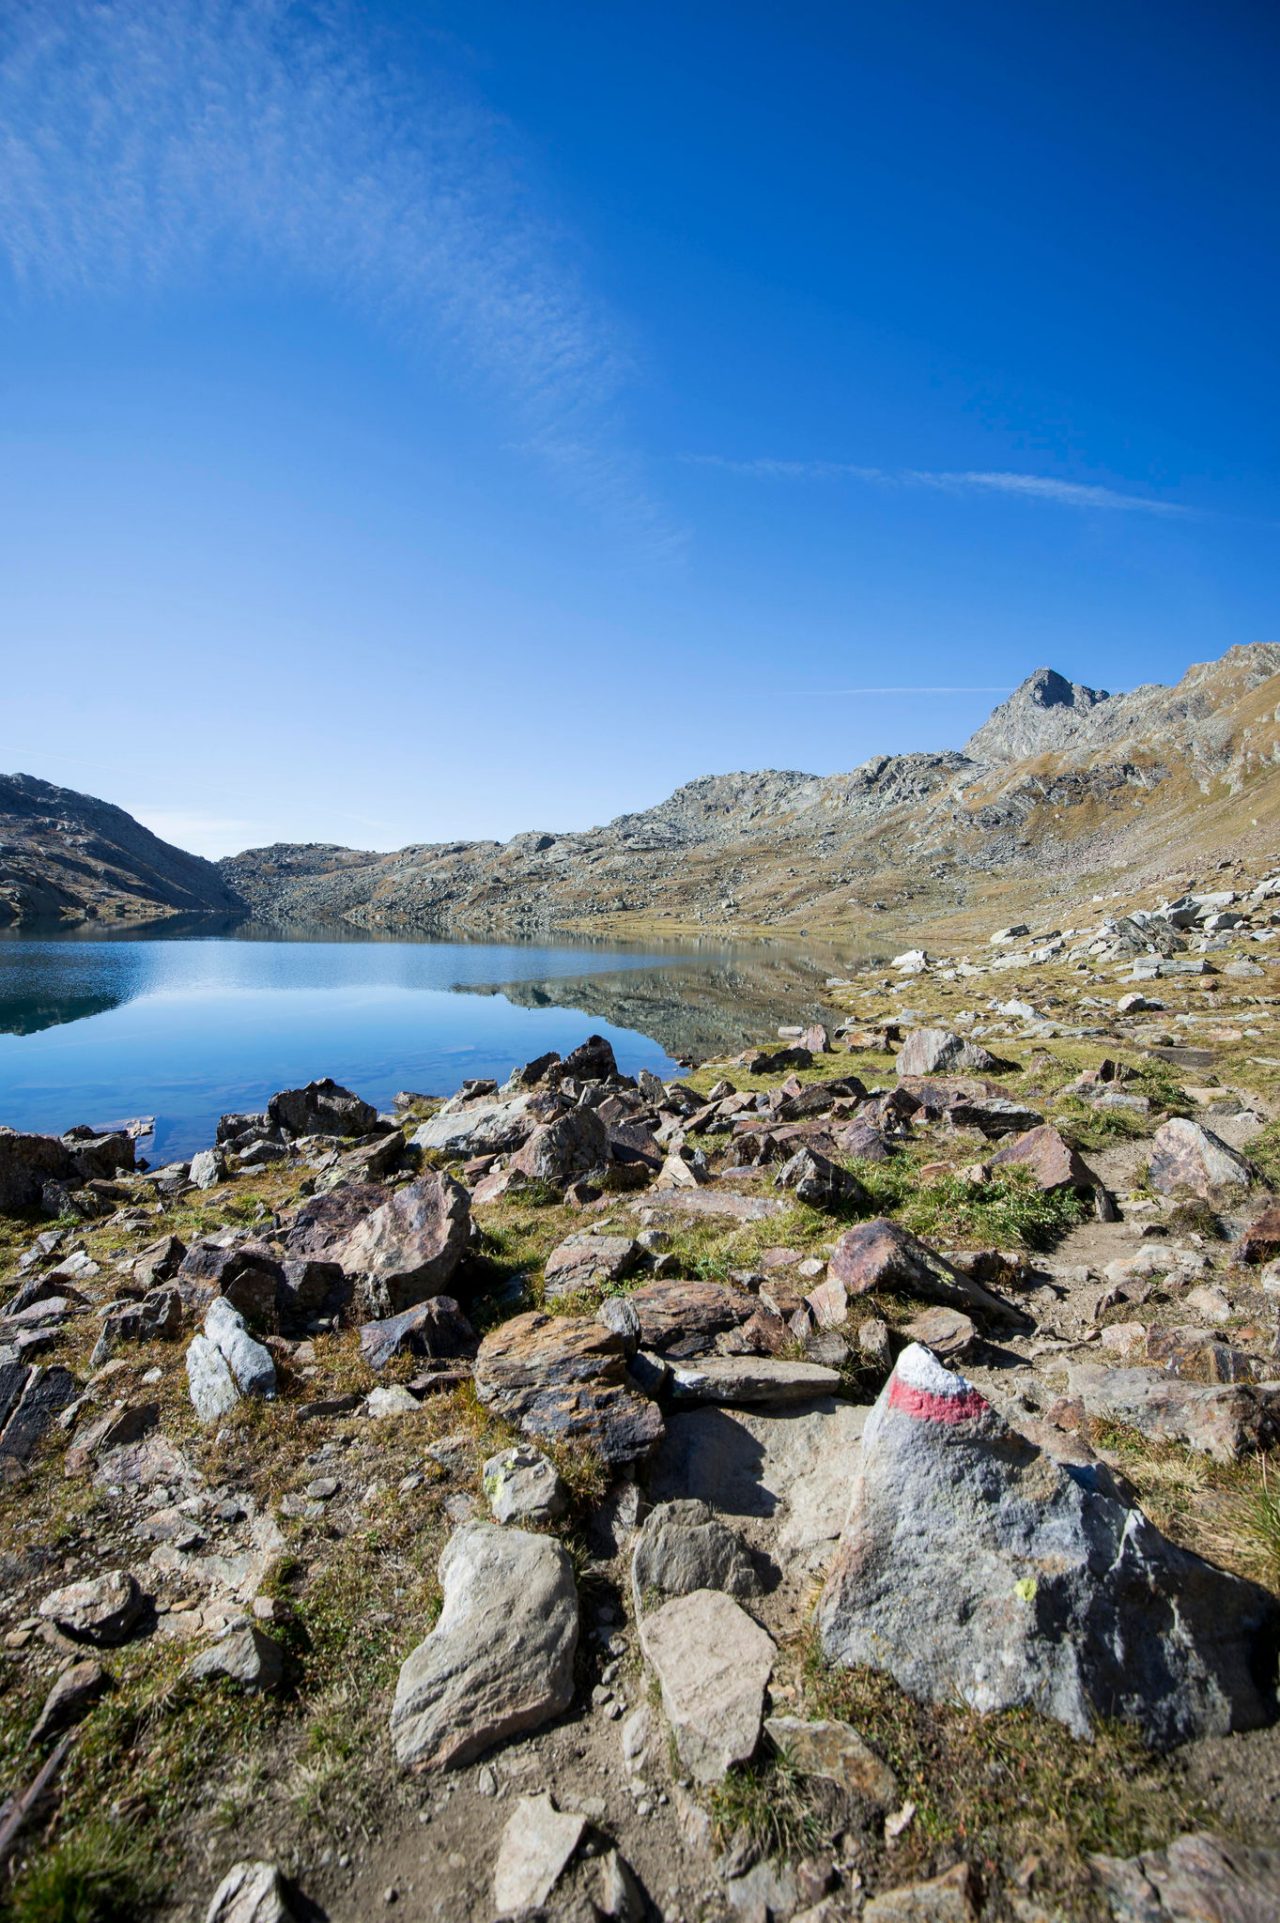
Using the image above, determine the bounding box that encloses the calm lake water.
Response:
[0,922,864,1163]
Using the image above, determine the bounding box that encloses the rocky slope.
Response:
[222,643,1280,939]
[4,861,1280,1918]
[0,774,244,925]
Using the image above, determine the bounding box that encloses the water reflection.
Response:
[0,921,880,1161]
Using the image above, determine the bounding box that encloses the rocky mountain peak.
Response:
[964,667,1111,761]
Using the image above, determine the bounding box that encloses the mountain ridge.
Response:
[4,642,1279,933]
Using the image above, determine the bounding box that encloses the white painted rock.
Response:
[492,1793,585,1915]
[639,1587,775,1783]
[817,1345,1279,1747]
[390,1522,577,1770]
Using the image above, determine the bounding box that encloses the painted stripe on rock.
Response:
[888,1377,988,1424]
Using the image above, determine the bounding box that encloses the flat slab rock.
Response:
[667,1354,843,1406]
[818,1345,1279,1748]
[474,1311,663,1466]
[631,1186,788,1223]
[640,1587,775,1783]
[648,1397,869,1568]
[1091,1831,1280,1923]
[390,1522,578,1771]
[625,1275,757,1356]
[492,1793,586,1916]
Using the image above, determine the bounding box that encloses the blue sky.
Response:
[2,0,1276,856]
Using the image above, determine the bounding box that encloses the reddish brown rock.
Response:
[827,1219,1018,1324]
[626,1276,756,1357]
[284,1183,388,1260]
[509,1109,608,1188]
[989,1123,1099,1192]
[1148,1118,1253,1203]
[1238,1206,1280,1266]
[543,1232,643,1299]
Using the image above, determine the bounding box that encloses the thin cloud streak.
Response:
[0,0,677,554]
[683,454,1189,516]
[818,686,1013,695]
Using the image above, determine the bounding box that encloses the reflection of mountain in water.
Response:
[460,949,858,1062]
[1,991,127,1037]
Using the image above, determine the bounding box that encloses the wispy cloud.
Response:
[818,686,1013,695]
[0,0,677,553]
[682,454,1188,516]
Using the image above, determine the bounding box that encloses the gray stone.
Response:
[39,1568,147,1646]
[186,1335,241,1425]
[390,1522,578,1770]
[207,1296,277,1397]
[412,1092,536,1157]
[188,1624,284,1692]
[1055,1363,1280,1463]
[630,1499,758,1615]
[510,1108,609,1187]
[190,1148,228,1191]
[863,1864,975,1923]
[818,1345,1279,1747]
[667,1355,842,1406]
[895,1029,998,1077]
[205,1860,298,1923]
[544,1231,643,1298]
[483,1443,568,1524]
[640,1587,775,1783]
[492,1793,586,1916]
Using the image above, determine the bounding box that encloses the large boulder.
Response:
[895,1030,1000,1077]
[474,1312,663,1467]
[390,1522,578,1770]
[817,1344,1279,1748]
[988,1123,1102,1193]
[267,1078,377,1137]
[412,1092,537,1157]
[509,1109,609,1188]
[330,1171,471,1316]
[187,1299,277,1424]
[1149,1119,1253,1202]
[358,1297,476,1371]
[0,1129,76,1212]
[1053,1362,1280,1463]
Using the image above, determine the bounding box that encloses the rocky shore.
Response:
[4,866,1280,1920]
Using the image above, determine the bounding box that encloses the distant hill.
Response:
[221,642,1280,939]
[0,774,245,926]
[8,642,1279,936]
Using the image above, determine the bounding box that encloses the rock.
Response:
[413,1093,537,1156]
[359,1297,477,1371]
[30,1658,110,1743]
[668,1355,843,1406]
[640,1588,775,1783]
[834,1119,894,1162]
[205,1860,298,1923]
[775,1147,870,1211]
[817,1345,1279,1747]
[1238,1206,1280,1266]
[332,1172,471,1316]
[562,1033,619,1081]
[989,1123,1101,1193]
[630,1499,758,1613]
[626,1276,755,1356]
[39,1569,147,1646]
[390,1522,578,1770]
[827,1219,1017,1323]
[365,1384,421,1418]
[901,1306,977,1359]
[208,1296,277,1394]
[187,1336,242,1425]
[510,1109,608,1188]
[1091,1831,1280,1923]
[0,1128,76,1213]
[189,1147,228,1191]
[475,1311,664,1466]
[188,1624,284,1692]
[597,1294,642,1355]
[65,1400,157,1476]
[267,1078,377,1137]
[1055,1363,1280,1462]
[283,1183,387,1260]
[544,1232,644,1299]
[483,1443,568,1524]
[0,1363,77,1465]
[635,1186,788,1224]
[896,1030,998,1077]
[177,1239,285,1319]
[1149,1118,1253,1202]
[277,1257,350,1332]
[597,1850,646,1923]
[492,1793,586,1915]
[763,1715,897,1807]
[863,1864,975,1923]
[90,1285,182,1366]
